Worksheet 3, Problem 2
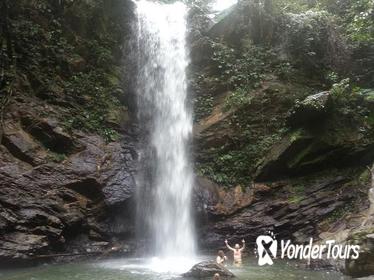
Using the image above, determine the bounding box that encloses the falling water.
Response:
[135,0,196,261]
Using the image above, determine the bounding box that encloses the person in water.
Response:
[216,250,227,265]
[225,239,245,265]
[213,273,220,280]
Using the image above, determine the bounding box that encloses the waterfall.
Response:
[134,0,196,260]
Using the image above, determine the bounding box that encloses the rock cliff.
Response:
[0,0,137,265]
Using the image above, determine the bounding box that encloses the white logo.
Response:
[256,232,277,266]
[255,232,360,266]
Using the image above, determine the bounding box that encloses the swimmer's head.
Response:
[213,273,220,280]
[218,250,225,258]
[235,244,240,249]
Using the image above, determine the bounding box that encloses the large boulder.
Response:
[182,261,235,279]
[345,229,374,278]
[287,91,331,128]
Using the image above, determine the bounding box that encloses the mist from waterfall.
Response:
[134,0,196,260]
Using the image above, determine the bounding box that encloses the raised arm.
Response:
[240,239,245,251]
[225,240,235,251]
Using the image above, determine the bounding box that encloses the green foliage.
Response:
[276,0,374,44]
[63,71,121,142]
[193,0,374,189]
[291,94,327,116]
[211,41,273,90]
[197,133,283,186]
[194,92,214,121]
[273,0,311,13]
[208,39,296,110]
[85,39,114,69]
[329,78,373,138]
[325,70,339,85]
[210,41,237,89]
[342,0,374,44]
[195,57,305,187]
[330,78,351,96]
[274,61,296,80]
[281,10,338,74]
[4,0,125,143]
[224,88,253,110]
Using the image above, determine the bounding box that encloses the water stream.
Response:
[134,0,195,265]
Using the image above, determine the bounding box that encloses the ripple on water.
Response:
[0,257,349,280]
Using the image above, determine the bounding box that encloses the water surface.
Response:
[0,256,349,280]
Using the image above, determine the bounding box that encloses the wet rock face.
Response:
[0,113,137,264]
[196,174,358,248]
[182,261,235,279]
[194,176,254,218]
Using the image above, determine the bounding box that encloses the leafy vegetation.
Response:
[224,88,253,110]
[193,0,374,188]
[197,128,284,186]
[274,0,374,45]
[1,0,126,143]
[281,10,344,76]
[63,71,121,142]
[193,91,214,121]
[331,79,371,121]
[207,39,297,111]
[343,0,374,44]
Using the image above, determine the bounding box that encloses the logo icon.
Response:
[256,232,277,266]
[254,232,360,266]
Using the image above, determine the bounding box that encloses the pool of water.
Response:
[0,256,349,280]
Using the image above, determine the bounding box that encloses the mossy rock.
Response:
[287,91,331,128]
[255,128,374,181]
